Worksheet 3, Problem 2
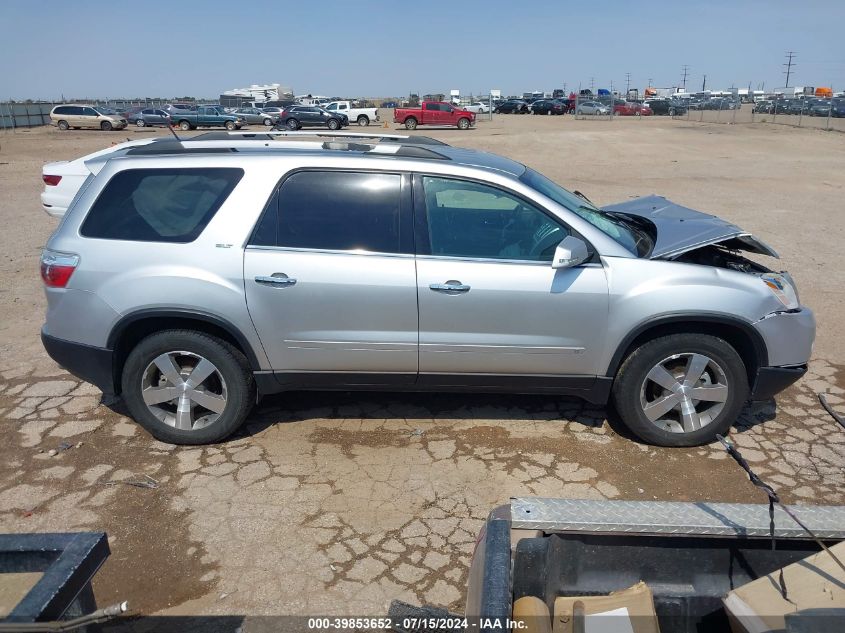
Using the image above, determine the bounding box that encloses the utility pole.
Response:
[681,65,690,90]
[590,77,595,91]
[783,51,796,87]
[702,75,707,91]
[625,72,631,96]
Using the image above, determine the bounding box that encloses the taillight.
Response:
[40,249,79,288]
[43,174,62,186]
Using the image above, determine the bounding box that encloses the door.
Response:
[414,175,609,381]
[82,106,99,128]
[244,170,418,385]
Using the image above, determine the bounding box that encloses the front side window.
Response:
[422,176,569,261]
[252,171,402,253]
[81,168,243,243]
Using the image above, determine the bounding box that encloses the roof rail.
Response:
[190,130,449,146]
[121,138,451,161]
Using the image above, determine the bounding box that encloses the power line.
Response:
[681,65,690,90]
[784,51,796,87]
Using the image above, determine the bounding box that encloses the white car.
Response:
[463,102,490,114]
[41,139,157,218]
[324,101,380,126]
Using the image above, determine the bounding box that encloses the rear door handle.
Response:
[429,281,470,293]
[255,274,296,287]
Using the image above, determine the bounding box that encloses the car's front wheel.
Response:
[121,330,255,445]
[225,120,236,130]
[327,118,340,130]
[611,333,748,447]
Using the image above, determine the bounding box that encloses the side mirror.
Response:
[552,236,590,269]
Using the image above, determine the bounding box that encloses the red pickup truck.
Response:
[393,101,475,130]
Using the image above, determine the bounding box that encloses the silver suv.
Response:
[40,132,815,447]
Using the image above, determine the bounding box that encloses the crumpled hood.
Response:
[603,195,779,259]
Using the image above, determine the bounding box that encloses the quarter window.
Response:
[421,176,569,261]
[81,168,243,243]
[252,171,402,253]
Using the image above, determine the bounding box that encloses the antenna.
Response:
[166,119,181,141]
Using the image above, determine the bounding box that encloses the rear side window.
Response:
[251,171,401,253]
[81,168,243,243]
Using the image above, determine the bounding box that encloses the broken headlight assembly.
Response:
[761,272,800,310]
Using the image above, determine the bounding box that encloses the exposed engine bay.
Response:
[673,243,773,274]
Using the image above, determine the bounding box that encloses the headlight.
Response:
[761,273,799,310]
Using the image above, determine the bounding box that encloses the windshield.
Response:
[94,107,117,115]
[519,167,653,256]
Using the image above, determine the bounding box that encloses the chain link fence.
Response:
[670,94,844,132]
[1,99,177,129]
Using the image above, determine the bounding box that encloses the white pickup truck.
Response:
[324,101,380,126]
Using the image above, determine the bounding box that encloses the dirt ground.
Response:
[0,114,844,628]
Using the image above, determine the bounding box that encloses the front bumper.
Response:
[752,307,815,367]
[41,329,115,396]
[750,364,807,400]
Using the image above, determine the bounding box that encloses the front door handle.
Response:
[429,281,470,293]
[255,274,297,287]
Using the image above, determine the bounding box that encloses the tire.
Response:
[136,119,146,127]
[225,120,236,130]
[57,120,69,131]
[405,117,418,130]
[327,118,340,130]
[611,333,749,447]
[121,330,255,445]
[179,120,191,131]
[286,118,299,130]
[357,115,369,126]
[457,117,470,130]
[263,118,273,126]
[100,121,113,131]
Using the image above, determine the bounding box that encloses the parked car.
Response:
[807,99,833,117]
[40,139,158,217]
[127,108,172,128]
[613,101,652,116]
[40,135,813,447]
[646,99,687,116]
[531,99,567,115]
[170,105,245,131]
[575,101,610,115]
[229,107,277,126]
[49,104,128,131]
[276,105,348,130]
[463,102,490,114]
[381,101,399,108]
[393,101,475,129]
[494,100,529,114]
[830,98,845,118]
[323,101,380,126]
[752,100,773,114]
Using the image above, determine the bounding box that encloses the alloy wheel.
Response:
[140,351,228,431]
[638,353,729,434]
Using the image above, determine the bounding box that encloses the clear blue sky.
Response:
[3,0,843,99]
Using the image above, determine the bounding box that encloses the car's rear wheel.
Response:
[121,330,255,445]
[179,120,191,131]
[136,118,146,127]
[357,115,369,126]
[405,117,418,130]
[100,121,113,131]
[611,333,748,447]
[286,118,299,130]
[457,117,470,130]
[327,118,340,130]
[57,120,69,131]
